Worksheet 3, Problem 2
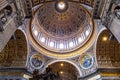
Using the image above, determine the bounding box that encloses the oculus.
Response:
[55,0,69,13]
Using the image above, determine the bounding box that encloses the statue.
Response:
[29,67,61,80]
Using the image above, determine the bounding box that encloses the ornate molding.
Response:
[31,0,95,8]
[14,10,23,28]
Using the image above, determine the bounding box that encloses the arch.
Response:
[94,26,106,67]
[18,27,29,67]
[96,30,120,68]
[43,60,82,77]
[0,29,27,67]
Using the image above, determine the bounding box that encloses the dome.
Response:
[27,1,96,58]
[30,2,94,53]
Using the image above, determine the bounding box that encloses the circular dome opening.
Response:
[55,0,69,13]
[58,2,66,9]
